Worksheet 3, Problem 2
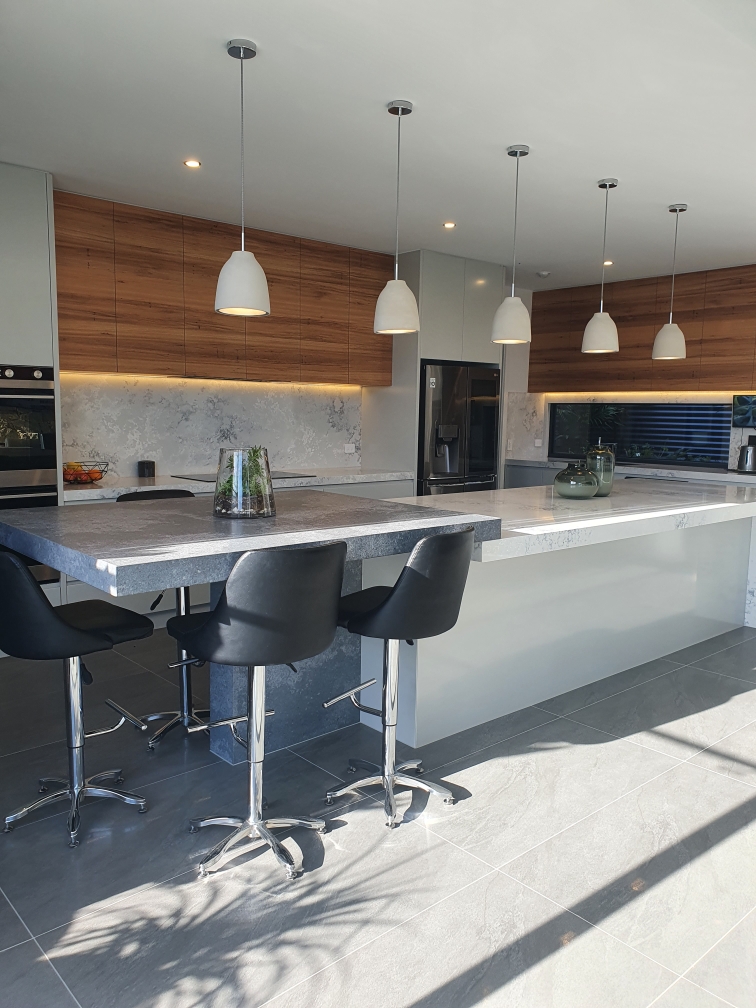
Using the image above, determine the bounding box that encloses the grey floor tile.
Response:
[265,871,677,1008]
[684,906,756,1008]
[413,704,557,772]
[0,890,29,952]
[564,666,756,760]
[0,714,219,825]
[689,720,756,788]
[39,799,490,1008]
[663,626,756,667]
[289,704,558,786]
[0,749,354,937]
[690,637,756,685]
[0,940,79,1007]
[289,722,415,781]
[648,978,736,1008]
[0,653,151,757]
[505,761,756,975]
[537,659,681,717]
[401,716,678,867]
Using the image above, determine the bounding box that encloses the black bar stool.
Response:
[168,541,347,879]
[324,527,474,827]
[0,552,154,846]
[117,488,210,748]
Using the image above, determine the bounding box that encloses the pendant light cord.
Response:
[599,185,609,313]
[511,153,521,297]
[240,57,245,252]
[394,113,402,280]
[669,211,680,324]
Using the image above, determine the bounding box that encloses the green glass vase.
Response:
[213,446,276,518]
[585,441,615,497]
[553,463,599,499]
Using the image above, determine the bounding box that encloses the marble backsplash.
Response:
[504,391,750,470]
[60,373,361,477]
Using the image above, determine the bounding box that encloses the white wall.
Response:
[60,373,362,476]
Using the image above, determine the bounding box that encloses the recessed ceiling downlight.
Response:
[443,222,456,229]
[183,159,201,168]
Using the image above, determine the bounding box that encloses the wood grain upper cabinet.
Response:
[699,266,756,390]
[54,192,117,372]
[245,229,301,382]
[348,249,393,386]
[183,217,245,380]
[300,238,350,383]
[113,204,185,376]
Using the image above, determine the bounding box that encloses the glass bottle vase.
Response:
[585,442,615,497]
[213,446,276,518]
[553,462,599,499]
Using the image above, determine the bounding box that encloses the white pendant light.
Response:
[492,145,531,344]
[652,204,687,360]
[582,178,619,353]
[374,101,419,334]
[215,39,270,317]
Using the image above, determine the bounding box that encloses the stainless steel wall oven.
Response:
[0,365,58,509]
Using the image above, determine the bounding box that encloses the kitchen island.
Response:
[0,489,499,761]
[354,479,756,747]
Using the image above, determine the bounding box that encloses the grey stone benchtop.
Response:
[0,489,500,596]
[63,467,415,502]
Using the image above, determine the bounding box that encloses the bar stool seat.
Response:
[324,527,474,828]
[168,541,347,880]
[0,552,154,846]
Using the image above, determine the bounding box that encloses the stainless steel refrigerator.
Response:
[418,360,500,495]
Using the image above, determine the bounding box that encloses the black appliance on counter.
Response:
[418,359,500,495]
[0,365,58,509]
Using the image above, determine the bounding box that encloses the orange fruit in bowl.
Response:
[89,469,103,480]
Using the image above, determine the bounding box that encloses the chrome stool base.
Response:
[190,813,326,880]
[323,641,455,828]
[188,665,326,880]
[4,769,146,846]
[143,710,210,750]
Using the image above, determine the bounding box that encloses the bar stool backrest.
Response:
[0,552,112,660]
[116,489,195,502]
[178,541,347,667]
[346,526,474,640]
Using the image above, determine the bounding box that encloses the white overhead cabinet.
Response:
[405,249,505,366]
[0,162,57,366]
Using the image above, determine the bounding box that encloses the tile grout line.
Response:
[532,663,682,720]
[29,869,197,944]
[655,902,756,1007]
[495,868,687,984]
[255,869,500,1008]
[0,884,83,1008]
[644,977,739,1008]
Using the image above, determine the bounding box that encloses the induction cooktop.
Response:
[171,471,310,482]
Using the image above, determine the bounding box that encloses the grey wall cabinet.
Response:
[0,162,57,366]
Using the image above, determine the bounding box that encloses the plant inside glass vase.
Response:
[213,446,276,518]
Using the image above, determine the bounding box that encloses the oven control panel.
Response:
[0,365,53,382]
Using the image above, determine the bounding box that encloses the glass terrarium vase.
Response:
[585,440,616,497]
[553,463,599,500]
[213,447,276,518]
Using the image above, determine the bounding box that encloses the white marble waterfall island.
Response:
[354,480,756,748]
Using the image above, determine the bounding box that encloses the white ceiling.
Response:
[2,0,756,289]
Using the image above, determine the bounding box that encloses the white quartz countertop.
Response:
[394,480,756,562]
[507,457,756,486]
[63,467,414,502]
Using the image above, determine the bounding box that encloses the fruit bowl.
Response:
[62,461,110,484]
